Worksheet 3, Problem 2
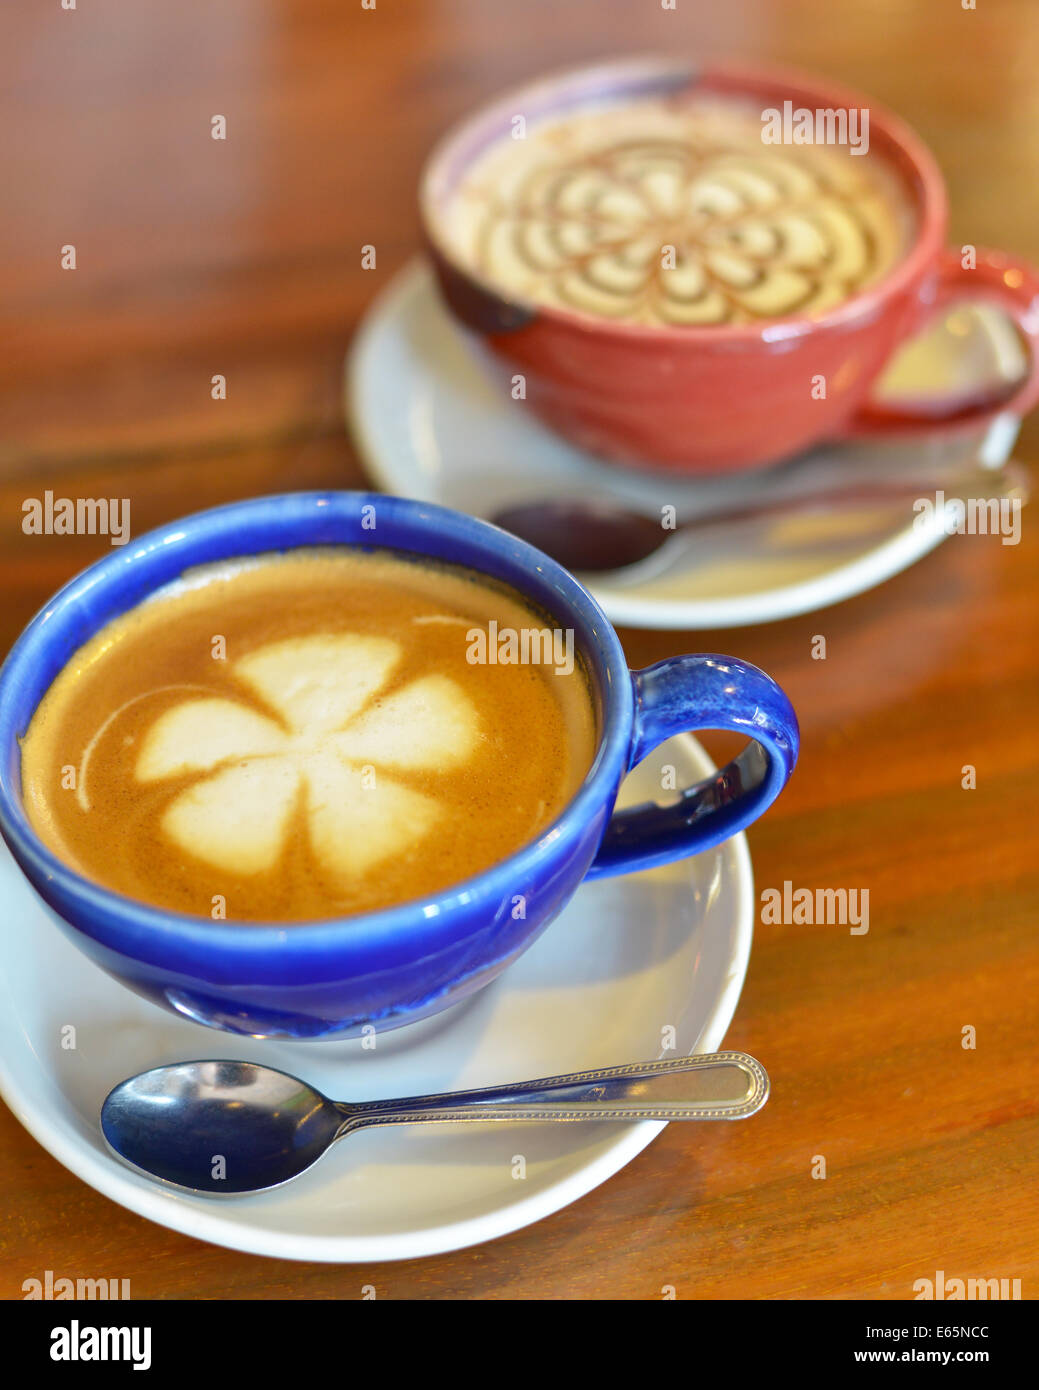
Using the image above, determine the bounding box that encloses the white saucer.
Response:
[347,260,1023,630]
[0,734,753,1263]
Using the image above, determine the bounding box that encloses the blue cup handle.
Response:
[587,654,799,879]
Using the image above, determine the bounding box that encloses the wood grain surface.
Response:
[1,0,1037,1300]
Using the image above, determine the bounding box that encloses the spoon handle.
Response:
[336,1051,768,1132]
[672,460,1029,534]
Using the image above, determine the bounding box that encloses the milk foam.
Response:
[135,633,480,878]
[441,96,914,324]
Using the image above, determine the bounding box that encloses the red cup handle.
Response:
[840,246,1039,437]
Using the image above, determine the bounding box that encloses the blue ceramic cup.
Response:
[0,492,798,1039]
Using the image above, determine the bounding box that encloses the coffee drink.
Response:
[20,548,597,921]
[438,95,915,325]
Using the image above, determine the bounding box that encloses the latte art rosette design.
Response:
[447,103,910,326]
[134,633,480,881]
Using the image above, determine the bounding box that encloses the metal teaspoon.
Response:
[100,1052,769,1194]
[491,460,1030,575]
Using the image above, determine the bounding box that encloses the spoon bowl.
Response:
[492,500,668,571]
[101,1060,342,1193]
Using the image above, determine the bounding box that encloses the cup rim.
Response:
[0,491,633,959]
[419,54,947,344]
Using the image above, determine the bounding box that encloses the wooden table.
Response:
[2,0,1037,1300]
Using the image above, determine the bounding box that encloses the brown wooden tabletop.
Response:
[2,0,1038,1301]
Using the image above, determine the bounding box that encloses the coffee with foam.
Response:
[439,95,915,325]
[20,549,597,921]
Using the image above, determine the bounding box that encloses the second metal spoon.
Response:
[492,461,1029,575]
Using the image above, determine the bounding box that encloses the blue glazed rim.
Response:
[0,491,634,968]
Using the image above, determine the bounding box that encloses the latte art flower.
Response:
[135,634,479,879]
[477,143,887,323]
[446,101,909,327]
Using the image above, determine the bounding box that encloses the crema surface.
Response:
[440,96,915,325]
[20,549,597,921]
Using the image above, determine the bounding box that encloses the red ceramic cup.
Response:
[420,58,1039,475]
